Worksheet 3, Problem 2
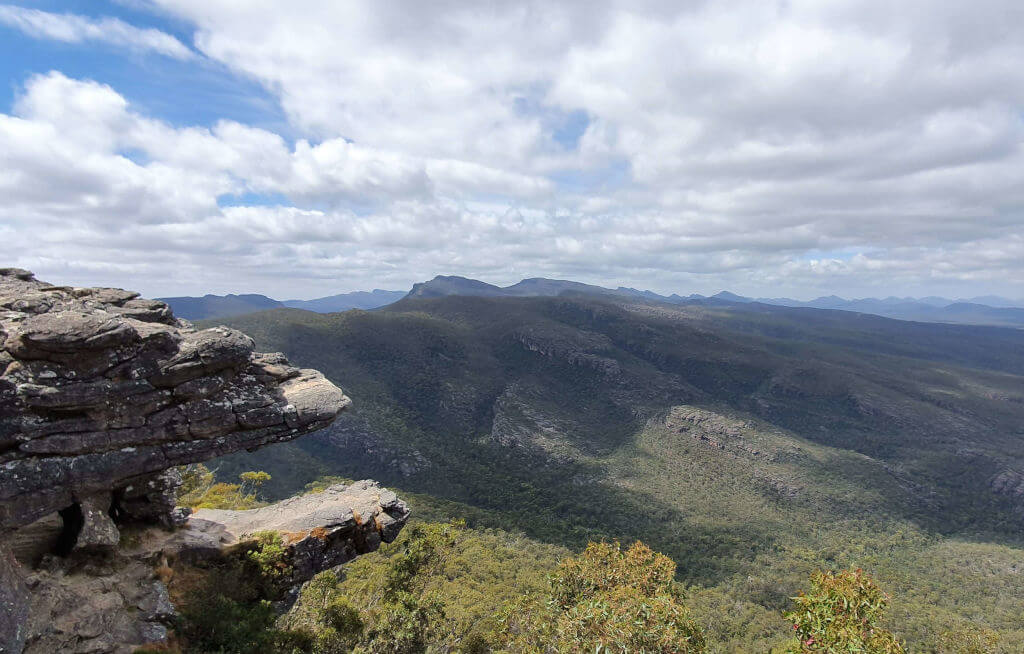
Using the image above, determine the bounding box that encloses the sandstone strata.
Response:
[0,268,406,654]
[0,267,349,532]
[18,481,409,654]
[173,480,409,584]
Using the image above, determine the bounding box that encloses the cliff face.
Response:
[0,269,409,654]
[0,267,348,532]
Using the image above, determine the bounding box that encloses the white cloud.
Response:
[0,5,193,59]
[3,1,1024,300]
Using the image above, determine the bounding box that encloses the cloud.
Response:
[2,1,1024,300]
[0,5,193,59]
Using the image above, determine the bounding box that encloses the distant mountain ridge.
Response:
[159,289,405,320]
[156,293,284,320]
[160,275,1024,326]
[403,275,1024,327]
[283,289,406,313]
[406,275,694,302]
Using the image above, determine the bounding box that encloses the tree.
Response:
[497,541,706,653]
[784,568,905,653]
[176,465,272,510]
[240,470,272,497]
[282,522,460,653]
[936,625,1000,654]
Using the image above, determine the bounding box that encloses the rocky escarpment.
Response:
[181,480,409,584]
[18,481,408,654]
[0,268,409,654]
[0,268,349,533]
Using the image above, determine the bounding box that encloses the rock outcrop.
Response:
[0,269,410,654]
[168,480,409,585]
[18,481,409,654]
[21,553,175,654]
[0,267,349,532]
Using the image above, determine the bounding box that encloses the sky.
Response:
[1,1,1023,300]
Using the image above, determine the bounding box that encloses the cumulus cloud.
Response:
[2,1,1024,299]
[0,5,193,59]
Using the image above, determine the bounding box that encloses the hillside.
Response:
[208,294,1024,649]
[157,293,284,320]
[283,289,405,312]
[159,290,405,320]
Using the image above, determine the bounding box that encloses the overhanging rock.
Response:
[0,268,368,654]
[0,268,351,531]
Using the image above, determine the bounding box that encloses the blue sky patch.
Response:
[0,1,289,135]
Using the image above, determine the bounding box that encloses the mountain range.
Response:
[160,275,1024,327]
[158,289,406,320]
[202,289,1024,649]
[407,275,1024,327]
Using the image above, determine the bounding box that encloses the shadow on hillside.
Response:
[289,431,771,587]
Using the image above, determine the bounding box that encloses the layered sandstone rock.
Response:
[0,268,349,532]
[186,480,409,584]
[18,481,409,654]
[0,269,411,654]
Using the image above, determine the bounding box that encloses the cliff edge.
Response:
[0,269,408,653]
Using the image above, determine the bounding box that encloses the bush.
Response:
[497,541,706,653]
[784,568,905,653]
[177,464,272,510]
[246,531,292,581]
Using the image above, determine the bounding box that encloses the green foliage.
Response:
[497,541,706,653]
[303,475,356,494]
[240,470,272,495]
[550,540,676,609]
[176,464,273,510]
[172,528,302,653]
[360,591,444,654]
[245,530,292,588]
[177,594,282,654]
[176,463,216,506]
[205,297,1024,649]
[282,518,566,652]
[935,625,1000,654]
[784,569,905,653]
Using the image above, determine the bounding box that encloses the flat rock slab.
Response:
[188,481,410,584]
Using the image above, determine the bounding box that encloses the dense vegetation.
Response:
[199,294,1024,650]
[170,493,948,653]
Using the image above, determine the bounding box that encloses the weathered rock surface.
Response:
[665,405,799,462]
[0,268,350,531]
[15,481,408,654]
[162,480,410,585]
[21,555,174,654]
[0,545,29,654]
[0,268,393,654]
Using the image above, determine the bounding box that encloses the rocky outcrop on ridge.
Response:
[0,267,349,533]
[0,269,412,654]
[179,480,409,584]
[17,481,409,654]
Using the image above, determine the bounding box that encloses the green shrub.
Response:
[177,464,272,510]
[784,568,905,653]
[497,541,706,653]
